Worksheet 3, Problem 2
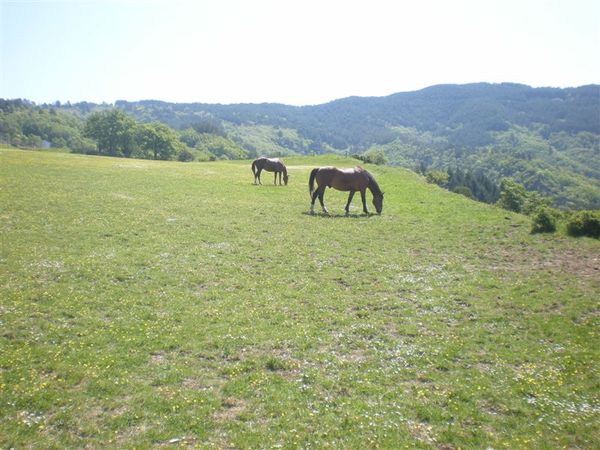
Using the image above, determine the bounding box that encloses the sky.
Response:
[1,0,599,106]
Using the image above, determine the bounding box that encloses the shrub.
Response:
[452,185,474,199]
[497,178,551,215]
[177,149,194,162]
[361,148,388,165]
[566,210,600,238]
[497,178,527,213]
[425,170,449,187]
[531,207,557,234]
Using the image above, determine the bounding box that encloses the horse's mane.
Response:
[365,170,382,195]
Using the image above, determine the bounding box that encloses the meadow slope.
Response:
[1,149,599,449]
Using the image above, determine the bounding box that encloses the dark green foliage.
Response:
[497,179,551,214]
[452,185,474,199]
[178,127,202,148]
[84,109,137,157]
[177,148,194,162]
[135,122,183,160]
[425,170,449,187]
[497,178,526,213]
[531,207,558,233]
[356,148,388,165]
[447,168,499,203]
[195,134,247,160]
[566,210,600,238]
[190,119,226,137]
[0,99,86,149]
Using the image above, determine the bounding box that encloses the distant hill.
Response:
[1,83,599,208]
[113,83,599,147]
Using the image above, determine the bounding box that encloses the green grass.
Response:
[1,149,599,449]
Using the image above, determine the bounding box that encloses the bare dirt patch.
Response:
[213,398,247,421]
[481,240,600,280]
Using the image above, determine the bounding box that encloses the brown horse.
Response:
[252,157,289,185]
[309,166,384,215]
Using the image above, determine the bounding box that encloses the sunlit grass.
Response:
[1,149,599,448]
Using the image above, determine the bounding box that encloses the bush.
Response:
[452,185,474,199]
[531,207,557,234]
[177,148,194,162]
[425,170,449,187]
[360,148,388,165]
[497,178,527,213]
[566,210,600,238]
[497,178,551,215]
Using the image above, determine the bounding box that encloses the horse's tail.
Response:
[251,160,257,176]
[308,168,318,196]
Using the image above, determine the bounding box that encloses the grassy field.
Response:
[1,148,599,449]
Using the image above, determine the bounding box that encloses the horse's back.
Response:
[313,166,368,191]
[264,158,285,171]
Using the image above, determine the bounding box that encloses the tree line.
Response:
[0,100,247,162]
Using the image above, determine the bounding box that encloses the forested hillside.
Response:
[1,83,599,208]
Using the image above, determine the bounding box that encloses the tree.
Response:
[178,127,201,148]
[136,122,182,160]
[497,178,551,214]
[195,134,247,160]
[191,119,226,136]
[566,211,600,238]
[531,207,557,234]
[84,109,137,157]
[497,179,528,213]
[68,135,97,154]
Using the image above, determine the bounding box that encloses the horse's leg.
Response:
[345,191,355,215]
[318,187,329,215]
[257,168,262,185]
[310,189,319,214]
[360,189,369,215]
[274,172,277,185]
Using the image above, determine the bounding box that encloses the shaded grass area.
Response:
[1,149,599,448]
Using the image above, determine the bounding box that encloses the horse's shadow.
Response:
[302,211,373,219]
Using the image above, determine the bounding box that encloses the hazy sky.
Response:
[1,0,598,105]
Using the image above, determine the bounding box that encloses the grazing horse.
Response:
[309,166,384,215]
[252,157,289,185]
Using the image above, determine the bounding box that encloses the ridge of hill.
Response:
[113,83,600,144]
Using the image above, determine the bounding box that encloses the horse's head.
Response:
[373,192,384,214]
[283,173,289,186]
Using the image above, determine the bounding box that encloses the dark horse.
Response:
[252,157,289,185]
[309,166,384,215]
